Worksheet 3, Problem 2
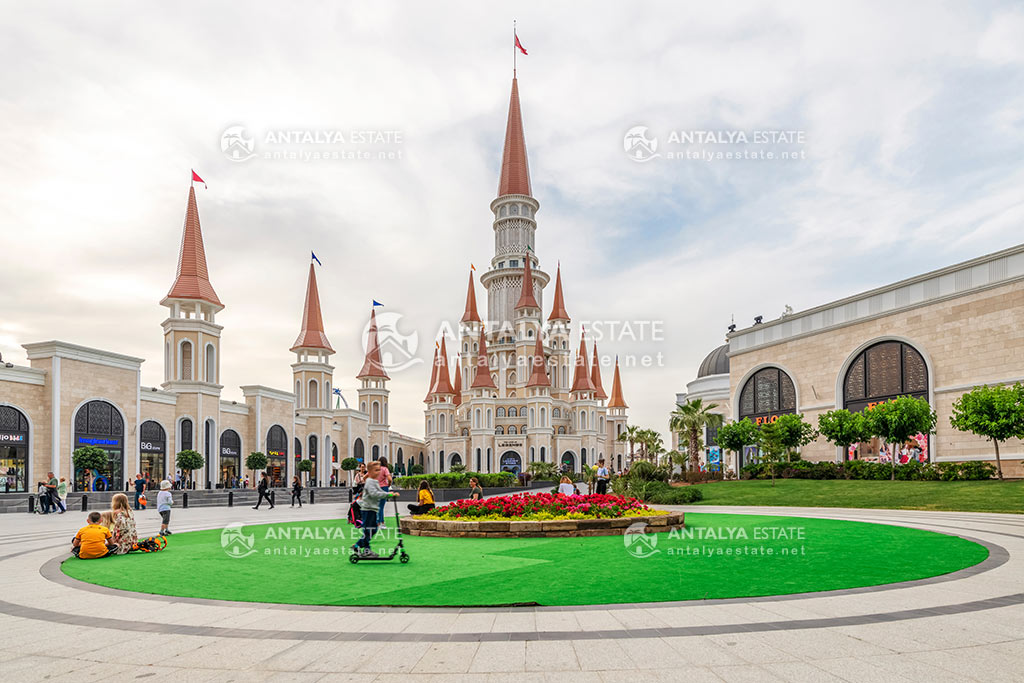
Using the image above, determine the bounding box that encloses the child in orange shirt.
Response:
[72,512,117,559]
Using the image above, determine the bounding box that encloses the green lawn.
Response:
[61,513,986,607]
[691,479,1024,514]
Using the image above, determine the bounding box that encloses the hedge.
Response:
[740,459,996,482]
[393,471,515,489]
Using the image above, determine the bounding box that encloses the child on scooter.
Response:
[351,460,397,558]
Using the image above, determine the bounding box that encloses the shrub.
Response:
[629,461,668,482]
[394,471,514,489]
[423,492,653,520]
[643,481,704,505]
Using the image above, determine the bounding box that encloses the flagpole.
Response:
[513,19,517,77]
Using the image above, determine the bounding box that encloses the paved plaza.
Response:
[1,503,1022,681]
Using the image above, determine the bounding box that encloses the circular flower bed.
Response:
[420,492,660,521]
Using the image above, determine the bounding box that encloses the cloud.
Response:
[1,1,1023,442]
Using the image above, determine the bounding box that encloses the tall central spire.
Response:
[497,77,532,197]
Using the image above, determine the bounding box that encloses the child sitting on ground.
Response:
[72,512,117,559]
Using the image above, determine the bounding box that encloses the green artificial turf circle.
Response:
[60,513,988,607]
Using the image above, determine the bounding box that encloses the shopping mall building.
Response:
[676,242,1024,478]
[0,186,424,494]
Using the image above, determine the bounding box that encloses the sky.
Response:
[2,2,1023,442]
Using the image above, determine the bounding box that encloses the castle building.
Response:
[0,185,423,493]
[422,76,630,476]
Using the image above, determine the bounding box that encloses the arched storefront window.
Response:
[203,419,214,488]
[219,429,241,486]
[295,437,302,459]
[139,420,166,485]
[353,438,365,462]
[843,340,930,462]
[180,418,193,451]
[333,442,339,464]
[266,425,288,487]
[73,400,124,491]
[0,405,31,492]
[738,366,797,426]
[372,444,379,461]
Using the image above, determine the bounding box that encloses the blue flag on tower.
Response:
[372,300,383,307]
[311,251,322,266]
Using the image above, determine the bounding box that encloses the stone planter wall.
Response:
[399,512,684,538]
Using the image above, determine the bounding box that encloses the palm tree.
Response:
[670,399,724,472]
[618,425,642,466]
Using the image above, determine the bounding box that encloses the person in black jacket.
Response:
[253,472,274,509]
[290,475,303,507]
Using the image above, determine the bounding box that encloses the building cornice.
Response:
[140,387,178,405]
[220,401,250,415]
[161,380,223,397]
[240,385,296,404]
[728,243,1024,355]
[0,364,47,386]
[290,362,336,373]
[160,317,224,335]
[23,340,145,371]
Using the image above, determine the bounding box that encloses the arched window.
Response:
[360,401,366,413]
[558,426,566,435]
[295,437,302,457]
[496,425,504,435]
[508,407,517,417]
[439,413,446,433]
[205,344,216,383]
[325,381,331,408]
[332,443,339,463]
[496,407,506,418]
[461,428,469,436]
[487,409,492,428]
[295,380,301,407]
[540,446,546,462]
[529,408,535,427]
[508,425,517,435]
[844,341,928,413]
[265,425,288,487]
[308,379,319,408]
[552,407,560,418]
[372,401,380,423]
[308,435,318,480]
[738,366,797,426]
[580,411,588,430]
[372,444,380,460]
[180,340,193,380]
[353,438,365,461]
[219,429,240,485]
[474,409,481,428]
[562,366,568,386]
[540,407,546,426]
[581,447,587,467]
[179,418,193,451]
[521,424,527,434]
[73,400,125,491]
[530,446,535,462]
[139,420,166,484]
[427,417,433,433]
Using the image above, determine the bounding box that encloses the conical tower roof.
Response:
[470,327,496,389]
[515,252,539,309]
[608,357,628,408]
[498,78,532,197]
[526,333,550,388]
[431,338,454,395]
[356,309,389,380]
[461,270,481,323]
[165,186,222,308]
[547,263,570,322]
[571,328,597,393]
[452,354,463,406]
[290,263,334,352]
[590,343,608,400]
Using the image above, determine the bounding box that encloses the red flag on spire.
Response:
[191,170,206,188]
[515,33,528,55]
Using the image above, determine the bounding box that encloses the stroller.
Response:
[347,497,363,528]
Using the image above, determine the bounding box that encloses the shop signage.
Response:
[0,433,26,443]
[500,453,522,469]
[140,440,164,453]
[497,439,523,448]
[77,437,121,447]
[221,446,239,457]
[267,449,285,457]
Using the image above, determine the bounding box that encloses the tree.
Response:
[667,450,687,477]
[72,445,109,489]
[176,449,204,486]
[950,383,1024,481]
[340,457,359,487]
[864,396,937,481]
[758,421,789,487]
[527,461,559,481]
[716,419,761,474]
[296,458,313,483]
[669,399,724,472]
[245,451,268,482]
[770,413,818,463]
[618,425,641,465]
[817,409,870,462]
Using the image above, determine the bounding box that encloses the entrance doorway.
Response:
[220,429,241,486]
[139,421,166,486]
[500,451,522,476]
[73,400,125,492]
[266,425,288,487]
[560,451,576,473]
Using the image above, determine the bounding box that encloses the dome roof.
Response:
[697,344,729,378]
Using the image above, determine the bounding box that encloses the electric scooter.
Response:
[349,495,409,564]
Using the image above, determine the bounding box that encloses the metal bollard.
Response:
[310,489,315,505]
[28,495,35,513]
[348,487,353,503]
[271,490,276,506]
[228,491,233,507]
[81,495,88,511]
[183,492,189,508]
